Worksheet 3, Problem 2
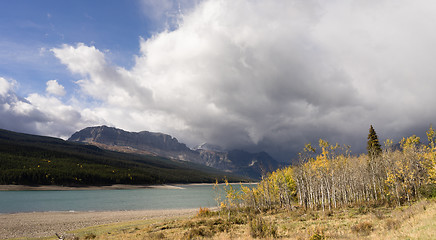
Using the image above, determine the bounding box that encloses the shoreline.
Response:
[0,208,199,239]
[0,182,257,191]
[0,184,187,191]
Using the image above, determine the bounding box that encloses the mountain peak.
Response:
[68,125,190,152]
[194,142,224,152]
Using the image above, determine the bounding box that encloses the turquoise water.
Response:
[0,184,249,213]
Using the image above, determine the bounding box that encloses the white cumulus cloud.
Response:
[46,80,66,96]
[0,77,12,97]
[0,77,104,139]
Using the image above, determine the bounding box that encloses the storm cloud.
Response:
[3,0,436,161]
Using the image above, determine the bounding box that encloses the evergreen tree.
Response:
[367,125,382,159]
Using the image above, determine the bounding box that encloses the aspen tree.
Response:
[232,127,436,213]
[425,125,436,183]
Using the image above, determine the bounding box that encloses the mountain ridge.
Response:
[69,125,203,163]
[69,126,280,179]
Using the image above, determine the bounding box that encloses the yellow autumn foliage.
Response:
[222,127,436,212]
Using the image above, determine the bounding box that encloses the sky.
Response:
[1,0,436,162]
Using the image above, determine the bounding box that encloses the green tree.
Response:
[367,125,383,201]
[367,125,382,159]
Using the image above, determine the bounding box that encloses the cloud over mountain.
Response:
[3,0,436,161]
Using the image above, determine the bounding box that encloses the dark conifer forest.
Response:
[0,129,244,186]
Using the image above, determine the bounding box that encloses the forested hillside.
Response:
[0,129,245,185]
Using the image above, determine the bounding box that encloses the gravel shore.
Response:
[0,208,197,239]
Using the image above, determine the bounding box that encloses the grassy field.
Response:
[44,199,435,240]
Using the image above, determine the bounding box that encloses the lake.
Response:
[0,184,251,213]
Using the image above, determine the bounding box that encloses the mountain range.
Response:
[68,126,280,179]
[0,128,245,186]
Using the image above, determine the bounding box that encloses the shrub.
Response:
[249,216,277,238]
[215,220,231,233]
[309,232,326,240]
[196,207,213,217]
[372,209,384,219]
[324,210,334,217]
[351,221,374,236]
[147,232,165,239]
[183,227,213,239]
[302,210,319,221]
[83,233,97,239]
[385,218,401,230]
[357,205,369,214]
[419,183,436,199]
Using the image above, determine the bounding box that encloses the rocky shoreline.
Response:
[0,208,197,239]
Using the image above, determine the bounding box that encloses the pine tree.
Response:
[367,125,382,159]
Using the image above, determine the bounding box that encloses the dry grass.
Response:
[373,199,436,240]
[48,199,436,240]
